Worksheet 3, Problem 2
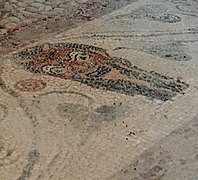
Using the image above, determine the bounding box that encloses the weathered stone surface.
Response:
[0,0,198,179]
[53,7,65,13]
[35,0,46,3]
[31,2,45,8]
[7,16,20,23]
[0,29,7,35]
[44,5,52,11]
[4,22,17,29]
[4,2,13,12]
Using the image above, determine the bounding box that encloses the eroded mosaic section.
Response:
[17,150,39,180]
[0,104,8,122]
[57,103,128,132]
[115,4,181,23]
[142,42,192,61]
[14,43,188,101]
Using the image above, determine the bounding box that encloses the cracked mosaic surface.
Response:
[0,0,198,179]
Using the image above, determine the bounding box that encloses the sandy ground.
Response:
[0,0,198,180]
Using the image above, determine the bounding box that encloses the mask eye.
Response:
[68,52,89,61]
[42,65,66,75]
[77,55,88,61]
[80,56,87,60]
[77,54,89,61]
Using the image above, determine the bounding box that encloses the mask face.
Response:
[15,43,188,101]
[18,45,112,80]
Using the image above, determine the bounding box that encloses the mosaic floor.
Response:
[0,0,198,179]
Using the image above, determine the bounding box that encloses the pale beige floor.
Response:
[0,0,198,179]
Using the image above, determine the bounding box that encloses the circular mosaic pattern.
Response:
[0,104,8,122]
[14,79,46,92]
